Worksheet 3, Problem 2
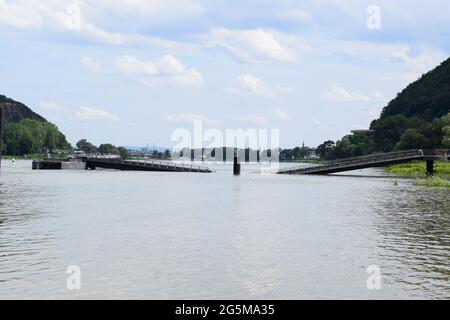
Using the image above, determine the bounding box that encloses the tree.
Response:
[99,143,118,155]
[76,139,98,154]
[44,129,56,153]
[442,125,450,148]
[2,119,70,156]
[316,140,334,159]
[118,146,129,159]
[395,129,427,150]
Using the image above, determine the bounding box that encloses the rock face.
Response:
[0,95,46,123]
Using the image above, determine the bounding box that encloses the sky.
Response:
[0,0,449,148]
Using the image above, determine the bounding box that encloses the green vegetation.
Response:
[98,143,118,155]
[317,57,450,159]
[118,146,129,159]
[75,139,129,159]
[414,176,450,188]
[76,139,98,154]
[386,161,450,177]
[279,144,312,161]
[2,119,71,156]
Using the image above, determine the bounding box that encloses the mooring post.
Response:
[0,107,3,173]
[233,148,241,176]
[426,160,434,176]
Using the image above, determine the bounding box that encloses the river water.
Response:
[0,160,448,299]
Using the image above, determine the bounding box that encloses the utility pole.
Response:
[0,106,3,173]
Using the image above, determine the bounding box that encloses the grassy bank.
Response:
[387,161,450,189]
[386,161,450,177]
[414,176,450,188]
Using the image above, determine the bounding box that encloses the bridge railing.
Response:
[324,149,421,164]
[279,149,424,173]
[86,157,211,172]
[126,159,211,171]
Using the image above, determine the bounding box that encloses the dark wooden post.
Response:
[233,148,240,175]
[426,160,434,176]
[0,107,3,173]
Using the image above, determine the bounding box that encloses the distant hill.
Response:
[377,57,450,121]
[1,95,71,155]
[0,95,46,123]
[317,56,450,159]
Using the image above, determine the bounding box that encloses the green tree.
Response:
[316,140,335,159]
[118,146,129,159]
[442,125,450,148]
[44,129,56,152]
[99,143,118,155]
[395,129,427,150]
[76,139,98,154]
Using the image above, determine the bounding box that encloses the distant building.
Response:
[307,148,319,159]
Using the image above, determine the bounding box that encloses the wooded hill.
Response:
[1,95,71,155]
[317,57,450,159]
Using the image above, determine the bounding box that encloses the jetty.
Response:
[32,157,212,173]
[85,158,212,173]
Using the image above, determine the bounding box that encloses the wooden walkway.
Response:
[85,158,212,173]
[277,149,449,175]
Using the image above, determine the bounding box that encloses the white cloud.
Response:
[229,114,269,126]
[0,0,195,47]
[74,107,119,122]
[39,101,63,112]
[225,87,240,95]
[321,85,372,102]
[81,56,102,72]
[278,9,315,25]
[162,113,214,125]
[390,47,447,73]
[325,41,447,84]
[382,73,419,83]
[233,74,292,99]
[0,0,125,44]
[86,0,204,21]
[204,28,308,63]
[271,108,290,121]
[115,54,203,87]
[0,0,42,29]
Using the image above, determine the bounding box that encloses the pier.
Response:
[277,149,449,175]
[85,158,212,173]
[32,158,212,173]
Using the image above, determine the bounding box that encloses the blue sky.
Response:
[0,0,449,148]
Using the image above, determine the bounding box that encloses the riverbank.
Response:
[386,161,450,189]
[413,176,450,188]
[386,161,450,177]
